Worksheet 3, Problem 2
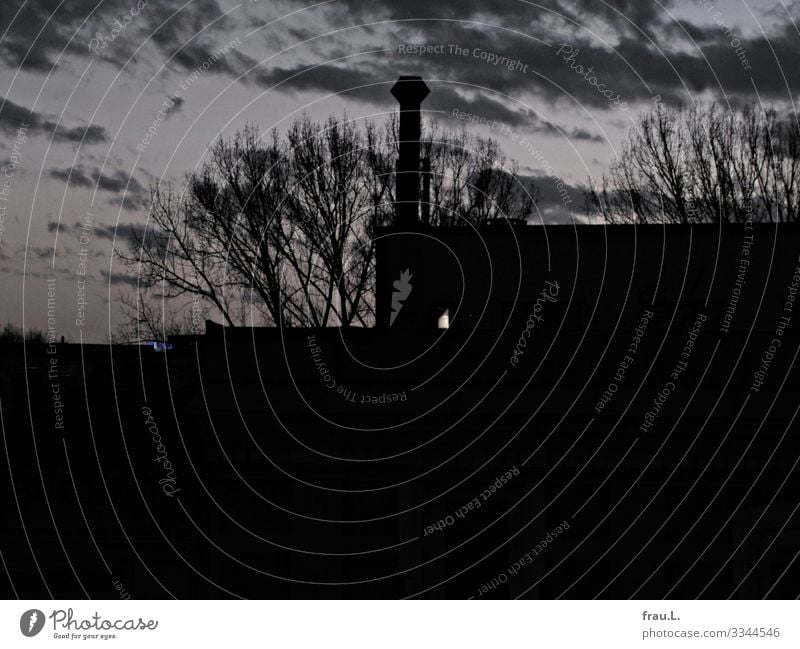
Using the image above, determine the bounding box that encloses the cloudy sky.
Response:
[0,0,797,341]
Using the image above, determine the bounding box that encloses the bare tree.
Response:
[587,103,800,224]
[0,323,46,344]
[118,115,535,333]
[113,291,206,344]
[421,125,536,226]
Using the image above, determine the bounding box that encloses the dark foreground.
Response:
[2,224,799,598]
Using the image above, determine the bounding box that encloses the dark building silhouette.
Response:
[1,77,800,599]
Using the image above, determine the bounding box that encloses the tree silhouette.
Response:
[118,115,535,335]
[587,103,800,224]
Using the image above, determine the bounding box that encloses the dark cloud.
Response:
[251,61,601,140]
[432,86,602,141]
[144,0,234,72]
[100,269,138,286]
[7,0,795,125]
[162,96,184,119]
[253,1,797,115]
[528,173,585,209]
[109,194,144,211]
[48,166,145,210]
[28,246,53,260]
[91,222,148,241]
[318,0,673,34]
[0,0,229,73]
[96,169,144,195]
[48,220,146,241]
[5,0,796,117]
[554,25,800,108]
[247,62,382,97]
[49,167,92,188]
[46,222,67,234]
[686,24,800,101]
[0,97,107,144]
[293,0,690,70]
[0,0,74,71]
[562,0,676,38]
[0,0,152,71]
[241,23,622,128]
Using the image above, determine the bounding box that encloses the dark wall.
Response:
[376,223,800,333]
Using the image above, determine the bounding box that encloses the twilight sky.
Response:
[0,0,797,341]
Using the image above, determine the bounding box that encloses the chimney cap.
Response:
[391,76,430,105]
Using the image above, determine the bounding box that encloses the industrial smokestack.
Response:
[391,76,430,230]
